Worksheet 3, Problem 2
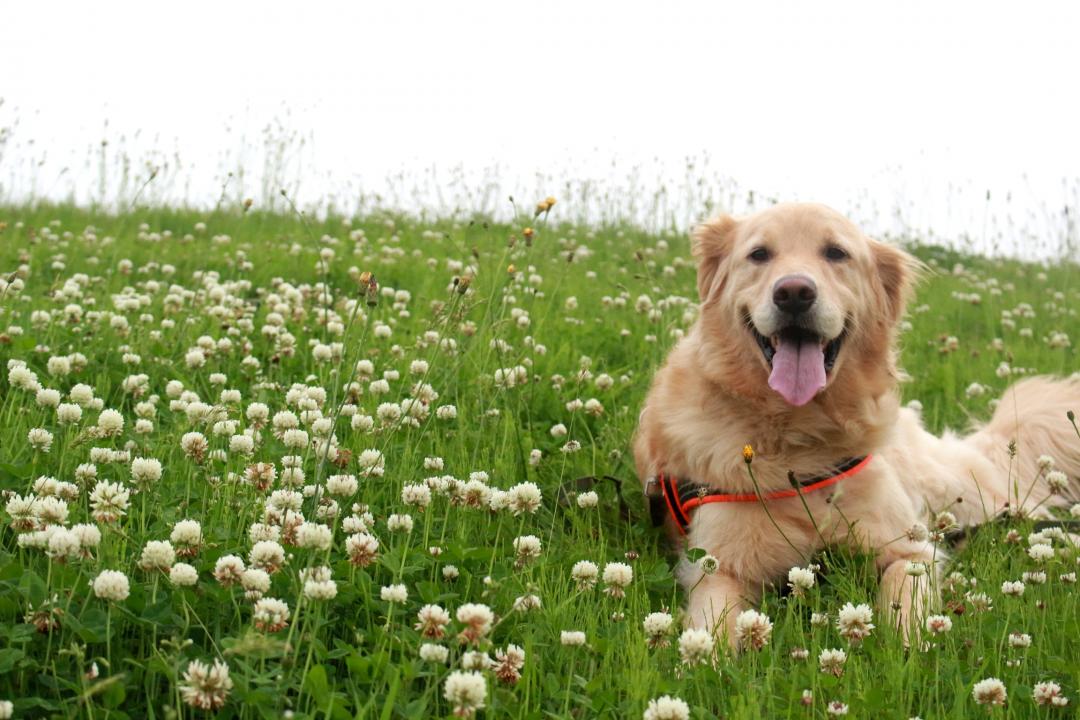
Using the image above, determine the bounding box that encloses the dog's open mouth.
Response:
[751,325,845,406]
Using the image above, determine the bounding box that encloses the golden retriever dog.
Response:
[633,202,1080,645]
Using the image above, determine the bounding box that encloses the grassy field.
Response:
[0,202,1076,719]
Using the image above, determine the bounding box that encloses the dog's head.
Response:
[692,203,920,407]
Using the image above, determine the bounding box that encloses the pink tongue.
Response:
[769,335,827,406]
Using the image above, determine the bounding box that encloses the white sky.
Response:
[3,0,1079,256]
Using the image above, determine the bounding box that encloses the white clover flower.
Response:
[179,658,233,711]
[643,696,690,720]
[170,563,199,587]
[1002,580,1026,596]
[27,428,54,453]
[506,482,542,515]
[97,409,124,435]
[387,514,414,533]
[456,604,494,644]
[420,643,450,663]
[46,528,82,561]
[677,628,713,666]
[326,474,359,497]
[576,490,599,508]
[295,522,333,550]
[92,570,131,601]
[602,562,633,597]
[572,560,599,589]
[642,611,674,647]
[249,540,286,572]
[972,678,1007,706]
[734,609,773,651]
[819,648,847,677]
[560,631,587,647]
[357,449,385,477]
[443,671,486,717]
[381,584,408,604]
[89,480,130,523]
[512,535,542,565]
[1033,681,1069,707]
[925,614,953,634]
[1028,543,1054,563]
[787,566,816,595]
[139,540,176,571]
[401,483,432,508]
[1008,632,1032,648]
[304,579,338,601]
[252,598,290,632]
[835,602,874,644]
[131,457,163,485]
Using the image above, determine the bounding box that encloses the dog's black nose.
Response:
[773,275,817,315]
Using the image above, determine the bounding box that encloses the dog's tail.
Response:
[964,375,1080,514]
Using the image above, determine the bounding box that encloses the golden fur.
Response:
[634,202,1080,644]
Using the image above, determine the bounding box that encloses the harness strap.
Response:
[656,455,872,535]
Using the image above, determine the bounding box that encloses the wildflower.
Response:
[295,522,332,550]
[826,701,849,716]
[89,481,130,523]
[925,614,953,635]
[787,566,816,595]
[577,491,599,508]
[810,612,829,628]
[790,647,810,660]
[169,563,199,587]
[456,603,494,644]
[1032,681,1069,707]
[1028,543,1054,563]
[139,541,176,571]
[602,562,633,598]
[46,529,81,561]
[240,569,271,600]
[1008,632,1032,648]
[28,428,54,453]
[420,643,449,663]
[97,409,124,436]
[819,648,847,677]
[381,584,408,604]
[304,578,337,601]
[512,535,542,567]
[249,540,286,573]
[1046,470,1068,494]
[836,603,874,644]
[252,598,290,632]
[345,532,379,567]
[387,514,413,533]
[131,457,163,486]
[972,678,1007,706]
[401,483,432,508]
[506,482,542,514]
[643,611,674,648]
[443,670,486,717]
[170,520,202,556]
[698,554,720,574]
[181,432,208,462]
[572,560,600,589]
[443,565,460,581]
[734,609,773,651]
[560,631,587,647]
[92,570,131,601]
[905,561,927,577]
[179,659,233,711]
[1001,580,1025,596]
[213,555,246,586]
[678,628,714,666]
[493,644,525,685]
[415,604,451,638]
[513,594,541,612]
[643,696,690,720]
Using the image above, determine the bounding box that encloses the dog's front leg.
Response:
[684,571,755,648]
[877,547,941,643]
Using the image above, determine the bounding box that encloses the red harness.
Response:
[650,455,873,534]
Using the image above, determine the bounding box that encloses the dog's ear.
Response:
[692,215,737,302]
[872,239,923,324]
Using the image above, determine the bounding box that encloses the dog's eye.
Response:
[748,247,771,263]
[823,245,848,262]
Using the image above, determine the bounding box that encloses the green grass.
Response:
[0,202,1076,719]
